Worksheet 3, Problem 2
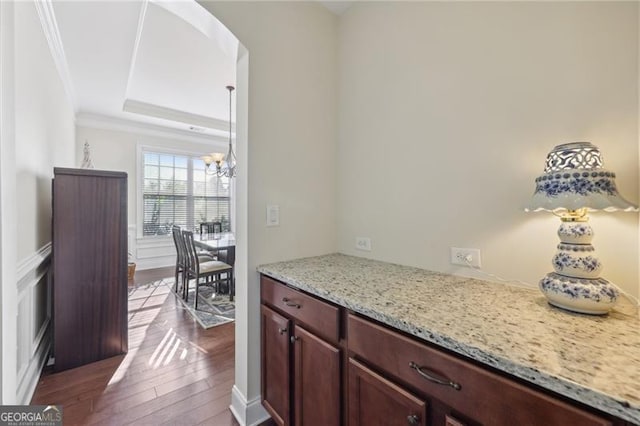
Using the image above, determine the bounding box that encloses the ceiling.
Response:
[52,0,238,138]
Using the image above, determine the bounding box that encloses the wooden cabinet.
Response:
[261,305,291,425]
[259,274,624,426]
[260,276,342,426]
[348,358,427,426]
[347,313,613,426]
[293,326,341,426]
[52,167,128,372]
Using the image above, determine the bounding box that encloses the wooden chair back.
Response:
[172,226,186,266]
[182,230,200,275]
[200,221,222,235]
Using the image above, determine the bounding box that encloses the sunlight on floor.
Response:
[107,281,210,386]
[108,283,171,384]
[148,328,183,369]
[107,347,139,386]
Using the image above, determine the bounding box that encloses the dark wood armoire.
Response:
[52,167,128,372]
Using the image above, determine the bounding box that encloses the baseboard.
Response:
[230,385,270,426]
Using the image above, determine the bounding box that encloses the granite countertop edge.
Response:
[257,265,640,424]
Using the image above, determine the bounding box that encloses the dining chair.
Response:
[199,221,222,235]
[171,226,188,294]
[183,230,233,310]
[171,225,215,295]
[216,247,235,301]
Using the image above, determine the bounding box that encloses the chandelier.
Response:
[202,85,237,178]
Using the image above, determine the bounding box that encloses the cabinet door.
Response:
[293,326,341,426]
[349,358,427,426]
[261,305,292,426]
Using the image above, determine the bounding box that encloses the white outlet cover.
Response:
[450,247,482,267]
[355,237,372,251]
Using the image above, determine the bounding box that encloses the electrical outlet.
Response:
[450,247,481,267]
[355,237,372,251]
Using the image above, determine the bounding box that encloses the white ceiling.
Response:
[52,0,238,137]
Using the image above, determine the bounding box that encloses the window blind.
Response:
[142,151,231,236]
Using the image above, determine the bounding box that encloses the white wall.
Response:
[337,2,639,299]
[15,2,76,262]
[1,0,76,404]
[75,124,227,224]
[198,2,338,424]
[75,123,229,269]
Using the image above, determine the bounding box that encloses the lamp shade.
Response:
[210,152,225,163]
[526,142,638,213]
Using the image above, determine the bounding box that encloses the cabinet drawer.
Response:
[348,314,611,426]
[261,276,340,343]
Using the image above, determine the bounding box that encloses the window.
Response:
[142,150,231,236]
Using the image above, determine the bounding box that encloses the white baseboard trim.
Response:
[230,385,270,426]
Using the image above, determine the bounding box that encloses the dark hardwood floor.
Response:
[31,266,241,425]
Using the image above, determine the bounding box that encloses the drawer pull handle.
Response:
[407,414,420,425]
[278,327,287,335]
[409,361,461,391]
[290,335,299,343]
[282,297,301,309]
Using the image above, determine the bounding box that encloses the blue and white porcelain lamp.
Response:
[526,142,638,315]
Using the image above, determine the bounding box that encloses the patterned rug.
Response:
[139,277,235,329]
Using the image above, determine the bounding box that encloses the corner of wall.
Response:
[229,385,270,426]
[0,0,18,405]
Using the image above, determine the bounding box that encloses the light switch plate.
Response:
[266,205,279,226]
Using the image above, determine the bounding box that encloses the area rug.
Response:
[148,277,235,329]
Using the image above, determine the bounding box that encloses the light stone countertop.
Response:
[257,253,640,424]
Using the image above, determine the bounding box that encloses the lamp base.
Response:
[539,273,618,315]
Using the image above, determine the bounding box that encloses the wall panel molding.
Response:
[15,243,52,404]
[17,242,51,289]
[129,226,175,271]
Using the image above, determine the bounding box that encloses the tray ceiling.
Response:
[52,0,238,136]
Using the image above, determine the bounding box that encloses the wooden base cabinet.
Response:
[347,313,615,426]
[260,274,626,426]
[261,277,342,426]
[261,305,291,425]
[293,326,341,426]
[349,358,427,426]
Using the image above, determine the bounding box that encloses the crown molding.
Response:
[123,98,232,132]
[34,0,77,114]
[75,112,228,146]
